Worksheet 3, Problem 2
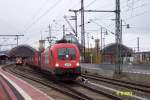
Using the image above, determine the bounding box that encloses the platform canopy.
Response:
[8,45,37,58]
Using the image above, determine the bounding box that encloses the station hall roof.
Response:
[102,43,133,56]
[0,52,9,60]
[8,45,37,57]
[0,51,8,55]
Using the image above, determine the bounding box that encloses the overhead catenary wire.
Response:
[83,0,149,30]
[85,0,97,8]
[97,0,150,23]
[125,8,150,20]
[24,0,62,32]
[31,0,49,22]
[85,0,127,19]
[88,0,143,22]
[22,0,150,46]
[21,0,63,44]
[123,1,150,13]
[85,0,150,33]
[23,0,83,45]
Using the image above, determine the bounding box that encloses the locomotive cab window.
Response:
[58,48,76,60]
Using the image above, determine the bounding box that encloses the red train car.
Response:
[41,43,81,80]
[33,52,40,66]
[27,52,39,66]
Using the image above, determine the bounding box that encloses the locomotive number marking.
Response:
[65,63,71,67]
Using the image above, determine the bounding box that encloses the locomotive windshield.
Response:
[58,48,76,60]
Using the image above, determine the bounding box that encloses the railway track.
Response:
[4,66,92,100]
[82,73,150,94]
[3,65,122,100]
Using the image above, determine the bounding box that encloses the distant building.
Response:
[8,45,36,58]
[102,43,133,64]
[38,40,45,52]
[0,51,9,64]
[133,52,150,64]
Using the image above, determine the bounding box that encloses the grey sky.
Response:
[0,0,150,51]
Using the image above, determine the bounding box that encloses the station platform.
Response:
[0,66,53,100]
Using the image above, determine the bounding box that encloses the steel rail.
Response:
[82,74,150,94]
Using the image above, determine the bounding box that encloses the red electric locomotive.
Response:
[41,43,81,80]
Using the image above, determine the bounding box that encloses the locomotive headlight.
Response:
[76,62,80,66]
[55,63,59,67]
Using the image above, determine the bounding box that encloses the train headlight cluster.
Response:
[55,63,59,67]
[76,62,80,66]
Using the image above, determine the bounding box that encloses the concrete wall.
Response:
[81,63,114,77]
[81,63,150,84]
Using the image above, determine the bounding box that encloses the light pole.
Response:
[88,20,112,63]
[120,19,130,44]
[87,32,90,52]
[90,36,94,64]
[48,20,55,45]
